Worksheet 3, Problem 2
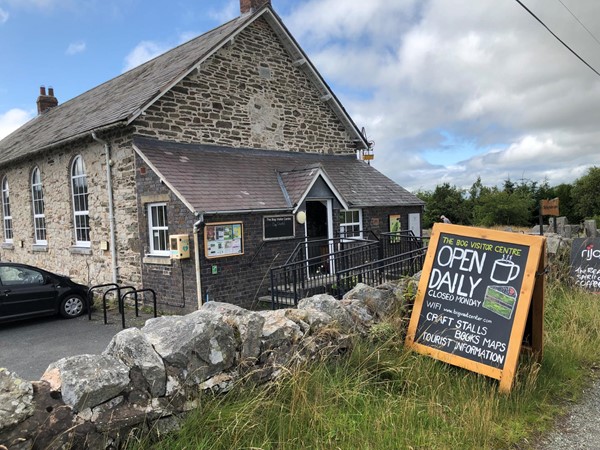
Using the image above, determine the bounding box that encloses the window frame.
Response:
[339,209,363,241]
[31,167,47,245]
[70,155,90,247]
[2,176,13,243]
[147,202,170,257]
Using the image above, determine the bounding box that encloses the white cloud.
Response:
[123,41,170,72]
[286,0,600,192]
[0,7,8,23]
[0,109,34,140]
[66,40,85,55]
[122,31,202,72]
[208,0,238,23]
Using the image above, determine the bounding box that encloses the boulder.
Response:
[141,310,236,385]
[0,369,34,429]
[104,328,167,398]
[41,354,130,412]
[298,294,354,332]
[342,283,396,317]
[201,302,265,363]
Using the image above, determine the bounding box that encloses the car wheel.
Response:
[60,295,85,318]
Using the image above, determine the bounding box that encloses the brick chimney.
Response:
[36,86,58,115]
[240,0,270,14]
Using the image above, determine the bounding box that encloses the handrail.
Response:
[269,232,427,308]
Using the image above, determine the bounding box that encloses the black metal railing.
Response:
[334,246,427,298]
[269,232,427,308]
[270,238,380,308]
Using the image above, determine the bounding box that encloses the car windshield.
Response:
[0,266,45,285]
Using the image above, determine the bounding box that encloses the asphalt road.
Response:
[0,310,153,381]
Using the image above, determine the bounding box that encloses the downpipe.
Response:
[193,212,205,308]
[91,132,118,284]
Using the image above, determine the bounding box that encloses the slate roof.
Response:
[0,14,256,166]
[0,5,370,166]
[133,136,424,214]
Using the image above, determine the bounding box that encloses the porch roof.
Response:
[133,135,424,214]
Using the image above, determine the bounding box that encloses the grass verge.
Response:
[127,282,600,450]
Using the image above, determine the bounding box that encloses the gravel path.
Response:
[537,378,600,449]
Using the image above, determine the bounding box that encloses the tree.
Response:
[572,167,600,220]
[416,183,470,228]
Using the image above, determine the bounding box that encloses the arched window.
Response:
[31,167,47,244]
[70,156,90,246]
[1,177,12,243]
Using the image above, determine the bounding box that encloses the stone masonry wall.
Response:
[0,129,142,288]
[132,17,357,154]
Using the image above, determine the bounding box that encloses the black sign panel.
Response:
[571,238,600,292]
[263,215,295,240]
[414,232,529,369]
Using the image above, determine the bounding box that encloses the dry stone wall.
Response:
[0,280,418,449]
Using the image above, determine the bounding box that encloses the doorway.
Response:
[305,200,333,274]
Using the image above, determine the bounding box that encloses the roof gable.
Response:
[0,5,368,165]
[279,166,349,212]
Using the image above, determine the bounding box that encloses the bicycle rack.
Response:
[102,285,136,325]
[87,283,120,321]
[120,289,157,329]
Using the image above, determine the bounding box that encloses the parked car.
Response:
[0,262,89,323]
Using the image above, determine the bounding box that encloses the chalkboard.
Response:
[263,215,295,240]
[406,224,546,392]
[570,238,600,292]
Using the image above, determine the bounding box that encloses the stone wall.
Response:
[132,17,357,155]
[0,129,141,287]
[0,281,417,449]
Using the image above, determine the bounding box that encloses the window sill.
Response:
[32,245,48,252]
[143,255,172,265]
[1,243,14,250]
[70,246,92,255]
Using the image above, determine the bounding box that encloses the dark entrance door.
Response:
[306,200,330,274]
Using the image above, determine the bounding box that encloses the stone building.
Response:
[0,0,424,311]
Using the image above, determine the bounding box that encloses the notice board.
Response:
[406,224,546,392]
[570,237,600,292]
[204,222,244,259]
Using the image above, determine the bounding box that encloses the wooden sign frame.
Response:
[405,224,546,392]
[204,221,244,259]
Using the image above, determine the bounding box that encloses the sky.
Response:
[1,0,600,193]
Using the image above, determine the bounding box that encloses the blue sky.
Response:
[2,0,600,192]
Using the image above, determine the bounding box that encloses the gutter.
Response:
[91,132,118,284]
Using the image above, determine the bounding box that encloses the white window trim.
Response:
[2,177,12,244]
[71,156,90,247]
[31,167,47,245]
[148,203,170,257]
[339,208,363,241]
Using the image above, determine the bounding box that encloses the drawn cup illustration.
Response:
[490,258,520,284]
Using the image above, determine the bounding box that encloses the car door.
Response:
[0,265,58,320]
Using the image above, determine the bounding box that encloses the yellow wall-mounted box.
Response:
[170,234,190,259]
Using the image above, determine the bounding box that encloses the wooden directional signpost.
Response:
[405,224,547,392]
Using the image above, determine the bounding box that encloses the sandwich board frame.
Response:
[405,224,546,392]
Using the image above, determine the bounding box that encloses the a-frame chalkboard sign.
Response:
[405,224,546,392]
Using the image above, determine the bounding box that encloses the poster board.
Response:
[405,224,546,392]
[263,215,295,240]
[570,238,600,291]
[204,222,244,259]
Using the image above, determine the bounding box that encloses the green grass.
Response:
[127,283,600,450]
